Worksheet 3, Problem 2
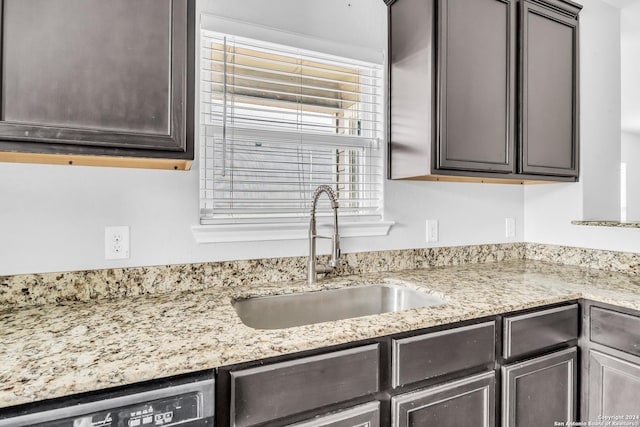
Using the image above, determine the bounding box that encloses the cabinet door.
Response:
[502,347,577,427]
[519,1,579,177]
[287,402,380,427]
[436,0,516,174]
[391,371,495,427]
[0,0,194,164]
[587,350,640,421]
[387,0,435,180]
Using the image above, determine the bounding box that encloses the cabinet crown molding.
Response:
[527,0,583,18]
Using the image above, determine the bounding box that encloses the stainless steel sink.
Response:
[233,284,446,329]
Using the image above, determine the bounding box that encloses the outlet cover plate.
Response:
[426,219,439,243]
[105,226,130,260]
[505,218,516,240]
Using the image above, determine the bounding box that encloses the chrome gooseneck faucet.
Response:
[308,185,340,284]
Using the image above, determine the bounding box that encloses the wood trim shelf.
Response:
[0,152,192,170]
[402,174,560,185]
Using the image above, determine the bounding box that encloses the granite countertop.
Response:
[2,259,640,409]
[571,220,640,229]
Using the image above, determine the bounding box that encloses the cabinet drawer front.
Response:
[391,371,495,427]
[392,322,495,388]
[591,307,640,357]
[230,345,380,427]
[503,304,578,359]
[287,402,380,427]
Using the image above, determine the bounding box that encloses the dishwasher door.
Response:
[0,377,214,427]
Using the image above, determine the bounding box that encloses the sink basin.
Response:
[233,284,446,329]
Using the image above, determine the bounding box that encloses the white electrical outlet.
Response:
[505,218,516,240]
[105,226,130,260]
[426,219,439,243]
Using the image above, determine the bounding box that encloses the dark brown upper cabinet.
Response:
[386,0,581,183]
[520,1,580,177]
[437,0,516,175]
[0,0,195,170]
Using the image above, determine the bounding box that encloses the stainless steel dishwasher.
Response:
[0,373,214,427]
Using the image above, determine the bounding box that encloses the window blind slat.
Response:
[206,85,381,108]
[203,67,381,95]
[206,116,377,134]
[200,30,383,223]
[204,125,379,148]
[202,63,382,91]
[203,104,382,125]
[203,46,382,77]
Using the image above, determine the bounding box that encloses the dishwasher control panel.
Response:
[42,393,201,427]
[0,377,214,427]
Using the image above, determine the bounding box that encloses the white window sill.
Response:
[191,220,395,244]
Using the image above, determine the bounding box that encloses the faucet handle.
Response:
[330,249,341,268]
[331,235,340,267]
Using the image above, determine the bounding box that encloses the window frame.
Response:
[193,14,393,243]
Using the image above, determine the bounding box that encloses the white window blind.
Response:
[199,30,384,225]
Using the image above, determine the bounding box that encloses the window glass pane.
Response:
[200,30,383,224]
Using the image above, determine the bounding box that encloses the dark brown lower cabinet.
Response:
[582,302,640,420]
[288,402,380,427]
[217,304,582,427]
[586,351,640,420]
[392,322,496,388]
[391,371,495,427]
[502,304,579,360]
[502,347,578,427]
[227,345,380,427]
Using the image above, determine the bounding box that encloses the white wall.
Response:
[524,0,640,252]
[620,3,640,222]
[0,0,524,276]
[622,131,640,220]
[580,0,622,222]
[621,0,640,134]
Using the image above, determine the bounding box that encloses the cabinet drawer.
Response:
[287,402,380,427]
[591,307,640,357]
[392,322,495,388]
[503,304,578,359]
[230,344,380,427]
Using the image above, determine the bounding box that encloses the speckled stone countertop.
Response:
[2,259,640,409]
[571,220,640,228]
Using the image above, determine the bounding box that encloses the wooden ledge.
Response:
[402,174,558,185]
[0,152,192,170]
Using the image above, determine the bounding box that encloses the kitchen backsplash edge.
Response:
[2,242,639,310]
[1,243,523,309]
[525,243,640,275]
